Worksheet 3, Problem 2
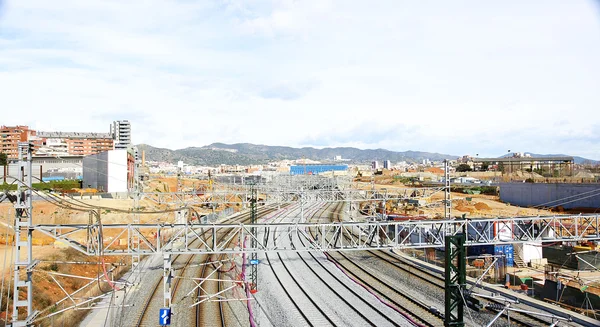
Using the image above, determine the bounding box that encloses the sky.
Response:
[1,1,600,159]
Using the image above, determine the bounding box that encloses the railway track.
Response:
[133,196,574,327]
[265,203,337,326]
[264,202,409,327]
[194,241,239,326]
[307,203,441,326]
[136,240,200,326]
[135,206,275,326]
[296,203,404,327]
[372,250,560,327]
[328,205,571,327]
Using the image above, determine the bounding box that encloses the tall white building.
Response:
[372,161,379,169]
[111,120,131,150]
[383,160,391,169]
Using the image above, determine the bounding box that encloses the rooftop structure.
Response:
[37,131,112,139]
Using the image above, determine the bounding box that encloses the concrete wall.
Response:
[107,150,127,193]
[543,246,578,269]
[499,182,600,209]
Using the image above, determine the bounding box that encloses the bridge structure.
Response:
[141,183,447,206]
[6,143,599,326]
[32,214,600,256]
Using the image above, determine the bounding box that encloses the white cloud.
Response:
[0,0,599,159]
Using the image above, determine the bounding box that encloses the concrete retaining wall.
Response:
[499,182,600,209]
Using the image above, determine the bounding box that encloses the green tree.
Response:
[456,164,472,172]
[0,152,7,166]
[480,162,490,171]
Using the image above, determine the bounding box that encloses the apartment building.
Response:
[37,132,114,156]
[111,120,131,149]
[0,125,40,160]
[2,120,131,159]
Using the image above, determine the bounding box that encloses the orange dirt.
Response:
[455,204,474,213]
[474,202,491,211]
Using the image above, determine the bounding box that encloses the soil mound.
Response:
[474,202,491,210]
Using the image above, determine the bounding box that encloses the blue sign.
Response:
[250,259,260,265]
[159,308,171,325]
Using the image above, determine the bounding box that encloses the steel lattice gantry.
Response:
[140,186,446,207]
[31,214,600,256]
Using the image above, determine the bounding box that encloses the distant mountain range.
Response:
[136,144,598,166]
[137,143,458,166]
[499,152,598,165]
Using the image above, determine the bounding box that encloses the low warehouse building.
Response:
[290,164,348,175]
[2,156,83,183]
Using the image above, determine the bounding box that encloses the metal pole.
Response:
[445,160,451,220]
[131,158,141,283]
[484,304,509,327]
[445,233,465,327]
[12,142,38,326]
[163,253,172,308]
[250,186,257,292]
[300,187,304,222]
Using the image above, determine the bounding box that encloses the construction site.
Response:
[1,145,600,327]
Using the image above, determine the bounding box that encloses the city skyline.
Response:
[1,1,599,159]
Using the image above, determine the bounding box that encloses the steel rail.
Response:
[299,202,401,327]
[136,207,275,326]
[264,204,336,327]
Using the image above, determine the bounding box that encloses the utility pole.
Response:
[176,161,187,223]
[131,155,141,282]
[300,187,305,222]
[162,253,173,314]
[444,160,451,219]
[250,185,258,293]
[12,142,38,326]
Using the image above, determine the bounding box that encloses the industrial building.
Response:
[2,155,83,183]
[472,156,574,175]
[290,164,348,175]
[111,120,132,150]
[82,149,135,193]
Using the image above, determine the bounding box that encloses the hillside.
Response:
[137,143,458,166]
